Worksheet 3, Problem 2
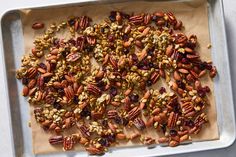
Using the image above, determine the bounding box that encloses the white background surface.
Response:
[0,0,235,157]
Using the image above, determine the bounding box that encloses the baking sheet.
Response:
[18,0,219,154]
[2,0,236,157]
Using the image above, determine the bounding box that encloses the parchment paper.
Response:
[20,0,219,154]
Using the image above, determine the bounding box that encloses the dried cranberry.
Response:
[106,134,115,143]
[50,63,56,71]
[114,116,123,124]
[38,63,47,69]
[122,117,129,126]
[176,80,185,89]
[132,54,138,63]
[148,50,154,56]
[206,64,213,70]
[97,80,105,87]
[53,102,62,110]
[197,88,206,97]
[198,61,208,70]
[53,38,60,46]
[148,62,154,68]
[100,27,105,33]
[181,58,189,64]
[123,48,129,55]
[169,129,177,136]
[44,77,50,83]
[68,18,75,26]
[152,15,158,21]
[129,93,139,103]
[101,119,108,127]
[99,138,109,147]
[161,124,166,134]
[22,78,28,85]
[146,80,152,87]
[173,105,180,113]
[108,34,115,42]
[123,34,129,41]
[186,120,195,128]
[73,95,79,104]
[110,86,117,97]
[68,38,76,45]
[122,13,130,19]
[109,15,116,22]
[203,86,210,93]
[85,46,94,53]
[80,107,91,117]
[58,89,64,96]
[159,87,166,94]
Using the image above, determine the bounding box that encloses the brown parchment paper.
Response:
[20,0,219,154]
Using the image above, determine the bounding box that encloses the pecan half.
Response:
[78,124,90,138]
[167,112,179,128]
[86,146,104,155]
[26,67,37,79]
[63,136,75,151]
[133,117,146,130]
[66,52,80,62]
[129,14,144,25]
[181,102,195,117]
[87,36,96,45]
[107,110,119,119]
[127,106,141,120]
[87,84,102,95]
[49,135,64,145]
[80,16,90,30]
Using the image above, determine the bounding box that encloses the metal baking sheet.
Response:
[0,0,235,157]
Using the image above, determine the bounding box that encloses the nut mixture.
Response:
[16,11,217,155]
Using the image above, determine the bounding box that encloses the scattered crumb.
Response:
[28,121,31,127]
[207,44,212,49]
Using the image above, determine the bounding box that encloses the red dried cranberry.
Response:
[123,48,129,55]
[122,117,129,126]
[159,87,166,94]
[123,34,129,41]
[100,27,105,33]
[203,86,210,93]
[161,124,167,134]
[53,102,62,110]
[114,116,123,125]
[22,78,28,85]
[197,88,206,97]
[186,120,195,128]
[129,93,139,103]
[132,54,138,63]
[176,80,185,89]
[99,138,110,147]
[108,34,115,42]
[110,86,117,97]
[181,58,189,64]
[68,18,75,26]
[146,80,152,87]
[38,63,47,69]
[106,134,115,143]
[80,107,91,117]
[169,129,177,136]
[148,62,154,68]
[152,15,158,21]
[73,95,79,104]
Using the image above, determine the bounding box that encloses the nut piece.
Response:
[49,135,64,145]
[133,117,146,130]
[63,136,75,151]
[32,22,44,29]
